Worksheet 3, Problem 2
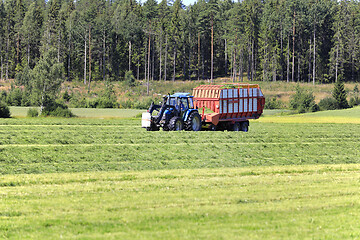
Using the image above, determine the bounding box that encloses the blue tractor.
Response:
[142,93,202,131]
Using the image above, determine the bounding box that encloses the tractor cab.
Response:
[166,93,195,116]
[142,92,202,131]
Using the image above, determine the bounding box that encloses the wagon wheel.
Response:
[241,121,249,132]
[209,124,217,131]
[233,122,241,131]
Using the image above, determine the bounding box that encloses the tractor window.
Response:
[167,97,176,106]
[188,98,194,109]
[180,98,189,110]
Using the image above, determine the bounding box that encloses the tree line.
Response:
[1,0,360,88]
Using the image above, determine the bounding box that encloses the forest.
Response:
[1,0,360,87]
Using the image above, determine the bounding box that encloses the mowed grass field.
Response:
[9,107,144,119]
[1,107,360,239]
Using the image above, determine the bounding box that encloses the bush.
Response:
[318,97,339,110]
[0,91,7,102]
[41,101,75,118]
[290,85,316,113]
[349,96,360,107]
[118,97,158,109]
[94,82,118,108]
[69,97,87,108]
[265,96,284,109]
[97,97,118,108]
[0,88,32,107]
[354,85,359,93]
[0,101,11,118]
[21,90,32,106]
[6,88,23,106]
[27,108,39,117]
[50,107,74,118]
[84,97,118,108]
[62,91,71,101]
[125,70,136,87]
[310,103,320,112]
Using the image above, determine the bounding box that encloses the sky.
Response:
[182,0,197,6]
[155,0,198,7]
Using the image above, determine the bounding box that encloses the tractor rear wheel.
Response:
[169,117,184,131]
[185,112,202,131]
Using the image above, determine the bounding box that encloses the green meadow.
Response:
[9,107,144,119]
[260,107,360,124]
[1,107,360,239]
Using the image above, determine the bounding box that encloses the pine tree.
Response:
[170,0,182,82]
[143,0,158,93]
[259,0,282,81]
[95,3,111,81]
[332,81,349,109]
[207,0,219,83]
[308,0,333,84]
[243,0,262,81]
[113,0,142,74]
[225,1,246,82]
[0,2,6,80]
[22,1,44,68]
[14,0,26,69]
[157,0,170,81]
[44,0,61,50]
[218,0,233,77]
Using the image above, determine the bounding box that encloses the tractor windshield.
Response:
[166,97,177,106]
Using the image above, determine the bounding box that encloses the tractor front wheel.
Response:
[169,117,184,131]
[146,122,160,131]
[185,112,202,131]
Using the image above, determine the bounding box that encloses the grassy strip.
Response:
[70,108,144,118]
[1,141,358,174]
[1,165,360,239]
[260,106,360,124]
[9,107,144,118]
[1,117,359,174]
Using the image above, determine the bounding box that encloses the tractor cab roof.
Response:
[169,92,193,98]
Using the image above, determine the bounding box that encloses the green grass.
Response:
[1,107,360,239]
[70,108,144,118]
[9,106,144,118]
[262,109,293,116]
[261,106,360,123]
[1,165,360,239]
[0,117,359,174]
